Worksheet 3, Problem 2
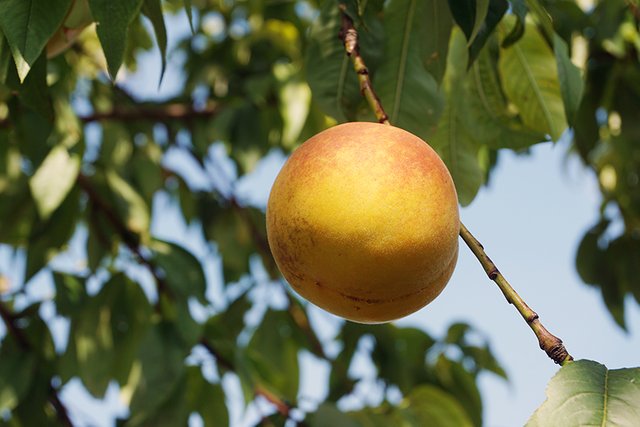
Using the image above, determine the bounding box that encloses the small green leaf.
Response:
[127,322,188,426]
[88,0,144,79]
[553,34,584,126]
[0,0,72,81]
[502,0,527,47]
[244,310,301,401]
[105,168,150,237]
[498,17,567,142]
[525,0,554,42]
[468,0,508,63]
[402,385,475,427]
[304,0,361,122]
[421,0,454,83]
[375,0,443,140]
[447,0,476,41]
[430,27,484,206]
[183,0,194,34]
[29,145,80,220]
[150,239,207,304]
[308,403,360,427]
[469,0,490,44]
[142,0,167,84]
[527,360,640,427]
[0,344,37,412]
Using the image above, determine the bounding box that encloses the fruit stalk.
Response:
[339,5,573,365]
[459,224,573,365]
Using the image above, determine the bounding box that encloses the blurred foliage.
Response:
[0,0,637,425]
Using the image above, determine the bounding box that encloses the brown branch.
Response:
[0,300,30,350]
[338,5,573,366]
[0,302,74,425]
[338,5,389,125]
[199,337,308,426]
[76,174,172,302]
[79,103,219,124]
[0,102,219,128]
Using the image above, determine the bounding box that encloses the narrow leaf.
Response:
[0,0,72,81]
[29,145,80,221]
[430,27,483,206]
[376,0,443,140]
[447,0,476,41]
[142,0,167,85]
[421,0,454,83]
[468,0,508,63]
[498,17,567,141]
[88,0,144,79]
[305,0,361,122]
[525,0,554,42]
[553,34,584,126]
[527,360,640,427]
[469,0,490,44]
[502,0,527,47]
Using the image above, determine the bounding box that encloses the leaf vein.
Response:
[512,43,554,138]
[392,0,415,123]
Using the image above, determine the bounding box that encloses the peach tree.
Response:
[0,0,639,425]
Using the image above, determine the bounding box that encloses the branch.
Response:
[79,103,219,124]
[459,224,572,365]
[199,338,308,426]
[0,102,219,128]
[338,5,573,366]
[76,173,173,303]
[338,6,389,124]
[0,302,74,425]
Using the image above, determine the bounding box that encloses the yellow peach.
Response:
[266,122,460,323]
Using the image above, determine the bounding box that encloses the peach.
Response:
[266,122,460,323]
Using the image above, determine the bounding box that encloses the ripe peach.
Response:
[266,122,460,323]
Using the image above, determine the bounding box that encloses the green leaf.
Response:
[421,0,454,83]
[127,322,188,426]
[52,272,87,317]
[430,27,484,206]
[183,0,194,34]
[66,274,152,397]
[498,17,567,142]
[468,0,508,63]
[0,35,12,84]
[466,44,545,150]
[502,0,527,47]
[304,0,361,122]
[203,294,251,372]
[142,0,167,84]
[375,0,443,140]
[553,34,584,126]
[308,403,360,427]
[150,239,207,304]
[525,0,554,42]
[0,344,37,412]
[25,187,80,282]
[104,168,150,237]
[434,356,483,426]
[29,145,80,220]
[527,360,640,427]
[0,0,72,81]
[6,52,54,121]
[447,0,476,41]
[88,0,144,79]
[402,385,475,427]
[243,310,301,402]
[207,207,260,283]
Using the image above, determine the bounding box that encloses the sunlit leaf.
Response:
[29,145,80,221]
[527,360,640,427]
[0,0,71,81]
[498,16,567,141]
